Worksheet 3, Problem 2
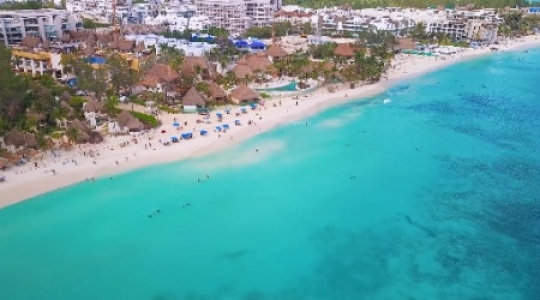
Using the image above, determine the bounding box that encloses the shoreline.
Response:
[1,36,539,209]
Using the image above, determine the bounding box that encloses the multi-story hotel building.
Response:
[194,0,281,35]
[0,10,82,46]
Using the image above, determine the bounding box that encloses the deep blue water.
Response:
[1,48,539,300]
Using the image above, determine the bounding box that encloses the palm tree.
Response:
[66,127,80,144]
[342,65,359,89]
[103,95,120,117]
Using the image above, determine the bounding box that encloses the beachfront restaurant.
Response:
[229,84,260,104]
[182,87,206,113]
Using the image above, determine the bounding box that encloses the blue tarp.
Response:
[87,56,106,64]
[250,41,265,49]
[234,40,249,48]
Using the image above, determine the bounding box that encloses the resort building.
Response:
[193,0,281,34]
[0,9,83,46]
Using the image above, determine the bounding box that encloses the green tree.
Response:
[107,53,139,95]
[66,127,80,144]
[207,26,229,38]
[103,95,120,117]
[410,22,429,42]
[308,42,338,59]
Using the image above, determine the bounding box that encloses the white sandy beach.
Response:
[1,35,539,208]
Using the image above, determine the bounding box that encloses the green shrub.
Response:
[130,111,159,128]
[260,92,271,99]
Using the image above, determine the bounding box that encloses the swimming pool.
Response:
[256,81,297,92]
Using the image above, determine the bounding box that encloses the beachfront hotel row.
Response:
[2,1,534,76]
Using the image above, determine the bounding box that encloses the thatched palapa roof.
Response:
[207,82,226,99]
[182,87,206,106]
[230,84,260,103]
[4,131,38,149]
[118,39,135,52]
[232,64,253,79]
[116,110,144,132]
[334,43,355,57]
[116,110,133,128]
[397,38,416,50]
[0,157,9,169]
[180,56,210,77]
[126,118,144,131]
[147,64,179,82]
[83,99,103,113]
[265,43,288,59]
[20,36,41,48]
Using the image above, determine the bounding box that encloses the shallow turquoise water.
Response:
[1,49,540,300]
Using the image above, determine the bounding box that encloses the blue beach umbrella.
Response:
[222,124,230,129]
[200,130,208,136]
[173,122,180,127]
[215,126,222,132]
[216,112,223,117]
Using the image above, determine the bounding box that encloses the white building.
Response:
[194,0,281,35]
[143,5,211,31]
[0,9,82,46]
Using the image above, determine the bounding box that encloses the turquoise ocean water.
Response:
[1,48,540,300]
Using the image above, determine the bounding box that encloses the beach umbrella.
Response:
[173,122,180,127]
[222,124,230,129]
[216,112,223,117]
[200,130,208,136]
[181,132,193,139]
[215,126,222,132]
